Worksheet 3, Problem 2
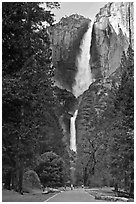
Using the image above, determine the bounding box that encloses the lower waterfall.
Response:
[70,110,78,152]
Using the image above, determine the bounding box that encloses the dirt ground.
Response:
[2,189,57,202]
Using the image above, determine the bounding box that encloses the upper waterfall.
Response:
[72,21,94,98]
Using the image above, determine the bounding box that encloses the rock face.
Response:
[76,1,133,154]
[23,170,42,193]
[48,14,91,91]
[49,2,133,89]
[76,1,134,144]
[75,2,134,186]
[91,2,134,80]
[49,2,134,153]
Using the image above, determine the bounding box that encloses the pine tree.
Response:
[2,2,62,193]
[110,46,134,196]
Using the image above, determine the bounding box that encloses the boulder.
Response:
[23,170,42,193]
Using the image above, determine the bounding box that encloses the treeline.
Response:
[110,47,134,196]
[76,46,134,197]
[2,2,70,193]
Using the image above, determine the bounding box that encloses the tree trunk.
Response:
[114,183,118,192]
[17,104,24,194]
[4,169,11,190]
[11,168,15,189]
[13,161,19,192]
[83,166,88,186]
[124,172,128,192]
[13,159,24,194]
[18,158,24,194]
[129,172,134,197]
[129,182,134,198]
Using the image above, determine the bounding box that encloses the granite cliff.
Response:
[48,14,91,91]
[91,2,134,80]
[49,2,133,91]
[48,2,134,154]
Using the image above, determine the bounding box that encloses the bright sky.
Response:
[52,2,107,22]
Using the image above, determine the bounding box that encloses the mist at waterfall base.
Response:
[70,21,94,152]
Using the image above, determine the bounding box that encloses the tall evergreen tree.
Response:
[110,46,134,195]
[2,2,64,193]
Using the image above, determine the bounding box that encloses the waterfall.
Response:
[70,21,94,152]
[72,21,93,98]
[70,110,78,152]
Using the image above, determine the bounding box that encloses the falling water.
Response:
[70,21,94,152]
[72,21,93,98]
[70,110,78,152]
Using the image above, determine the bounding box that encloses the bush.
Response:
[35,151,65,187]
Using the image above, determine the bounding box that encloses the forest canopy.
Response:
[2,2,69,193]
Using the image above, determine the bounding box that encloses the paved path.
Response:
[45,189,104,202]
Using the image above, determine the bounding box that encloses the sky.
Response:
[51,2,107,22]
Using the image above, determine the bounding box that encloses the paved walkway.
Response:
[45,189,104,202]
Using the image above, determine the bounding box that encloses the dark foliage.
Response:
[2,2,68,193]
[75,47,134,195]
[110,46,134,196]
[35,152,65,187]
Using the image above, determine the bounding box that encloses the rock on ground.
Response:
[23,170,42,193]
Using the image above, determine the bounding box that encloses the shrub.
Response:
[35,151,65,187]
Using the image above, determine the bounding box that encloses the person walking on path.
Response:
[70,184,74,190]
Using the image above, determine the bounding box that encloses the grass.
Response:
[2,189,58,202]
[85,187,134,202]
[85,187,116,197]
